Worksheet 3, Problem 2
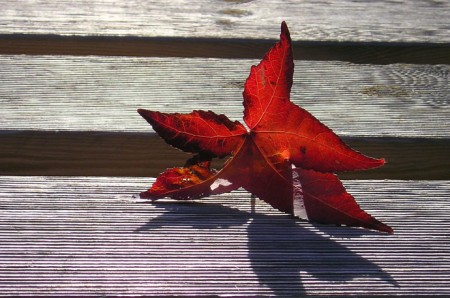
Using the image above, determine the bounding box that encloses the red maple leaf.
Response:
[138,22,393,233]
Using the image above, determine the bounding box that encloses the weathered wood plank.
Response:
[1,0,449,43]
[1,56,448,138]
[0,131,449,180]
[0,176,449,296]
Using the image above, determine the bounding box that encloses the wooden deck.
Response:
[1,177,449,296]
[0,0,449,296]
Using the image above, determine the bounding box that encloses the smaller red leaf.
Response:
[140,155,217,200]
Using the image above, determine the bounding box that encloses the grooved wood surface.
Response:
[2,0,450,43]
[1,56,448,137]
[0,176,449,296]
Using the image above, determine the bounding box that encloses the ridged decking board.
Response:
[0,176,449,296]
[1,0,449,43]
[1,56,448,138]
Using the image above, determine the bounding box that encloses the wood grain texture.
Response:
[1,55,448,137]
[1,0,450,43]
[0,176,449,296]
[1,131,449,180]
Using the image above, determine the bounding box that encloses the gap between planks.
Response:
[0,131,449,180]
[1,35,449,64]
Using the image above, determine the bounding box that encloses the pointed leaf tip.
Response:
[280,21,291,45]
[137,108,148,117]
[281,21,290,38]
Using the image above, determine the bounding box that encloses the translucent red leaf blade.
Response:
[242,22,384,172]
[243,21,293,130]
[220,137,295,214]
[138,109,246,157]
[253,102,385,172]
[293,168,393,233]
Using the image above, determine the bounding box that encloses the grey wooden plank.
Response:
[0,55,448,138]
[0,176,449,296]
[1,0,449,43]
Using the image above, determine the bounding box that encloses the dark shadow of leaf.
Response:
[135,201,397,295]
